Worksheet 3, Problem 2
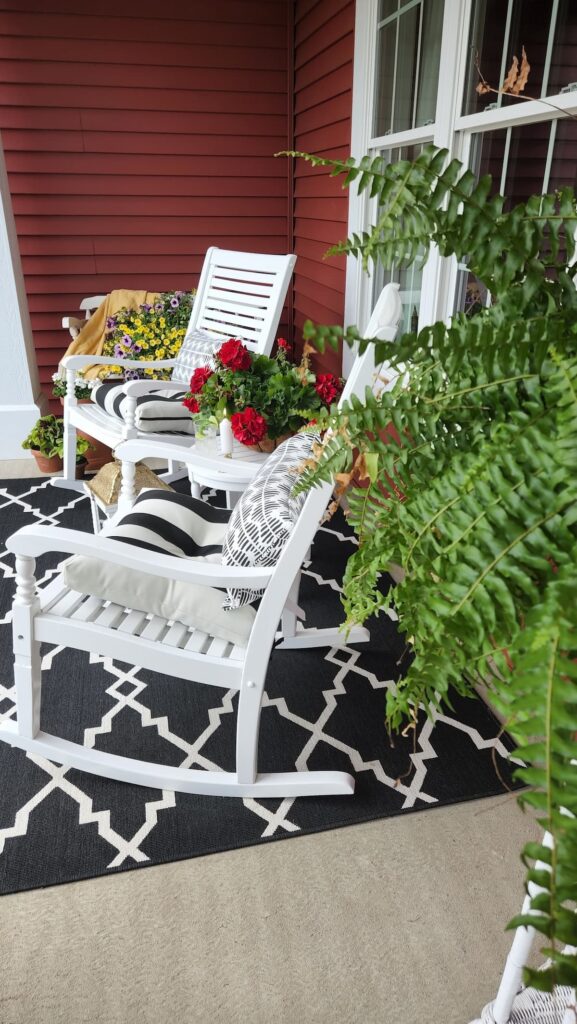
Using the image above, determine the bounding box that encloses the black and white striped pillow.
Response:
[91,381,194,434]
[221,432,321,608]
[104,489,230,558]
[90,328,219,433]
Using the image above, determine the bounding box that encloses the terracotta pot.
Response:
[75,458,88,480]
[31,450,63,474]
[59,398,114,470]
[79,432,114,472]
[243,432,292,454]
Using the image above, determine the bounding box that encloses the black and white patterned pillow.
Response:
[91,381,195,434]
[170,327,219,384]
[221,432,321,608]
[90,328,218,433]
[103,488,230,557]
[62,490,258,645]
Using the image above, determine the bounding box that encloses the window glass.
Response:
[454,116,577,315]
[372,145,425,333]
[374,0,444,136]
[463,0,574,116]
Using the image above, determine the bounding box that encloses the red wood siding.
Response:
[0,0,291,399]
[293,0,354,373]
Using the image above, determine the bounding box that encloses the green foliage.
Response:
[288,145,577,988]
[22,415,90,461]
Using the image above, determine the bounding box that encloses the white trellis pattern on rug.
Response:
[0,480,519,890]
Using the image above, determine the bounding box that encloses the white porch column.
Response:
[0,130,47,460]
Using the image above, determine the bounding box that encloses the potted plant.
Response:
[51,373,112,471]
[101,289,195,379]
[182,336,343,452]
[288,145,577,991]
[22,415,91,476]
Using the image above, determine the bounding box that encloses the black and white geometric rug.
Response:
[0,478,520,894]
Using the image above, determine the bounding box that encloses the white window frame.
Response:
[344,0,577,370]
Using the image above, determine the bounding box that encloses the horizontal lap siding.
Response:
[0,0,291,401]
[293,0,354,374]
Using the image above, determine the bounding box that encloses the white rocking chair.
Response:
[1,302,401,799]
[55,247,296,492]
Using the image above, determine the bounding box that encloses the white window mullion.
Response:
[344,0,380,372]
[420,0,472,328]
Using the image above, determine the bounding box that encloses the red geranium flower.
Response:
[182,395,199,414]
[231,407,268,446]
[277,337,289,350]
[315,373,343,406]
[218,338,251,371]
[189,366,213,393]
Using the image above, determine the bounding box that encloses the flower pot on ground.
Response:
[182,336,343,449]
[22,415,91,475]
[30,450,63,474]
[53,374,113,470]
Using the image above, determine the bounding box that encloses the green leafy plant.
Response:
[182,337,343,446]
[51,372,97,400]
[22,415,91,462]
[285,145,577,990]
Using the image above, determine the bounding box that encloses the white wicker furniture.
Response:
[1,324,398,799]
[54,248,296,492]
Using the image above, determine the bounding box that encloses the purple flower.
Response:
[122,334,133,345]
[175,290,184,298]
[124,369,141,381]
[132,343,142,353]
[155,303,163,312]
[106,317,117,329]
[114,344,124,358]
[140,303,152,312]
[170,296,180,308]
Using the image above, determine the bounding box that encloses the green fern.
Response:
[287,145,577,989]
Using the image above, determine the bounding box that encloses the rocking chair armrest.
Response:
[122,379,186,398]
[115,439,262,483]
[61,354,177,373]
[7,526,274,589]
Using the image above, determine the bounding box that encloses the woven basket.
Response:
[84,460,173,507]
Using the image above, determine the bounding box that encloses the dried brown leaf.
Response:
[476,81,492,95]
[502,54,519,93]
[511,46,530,94]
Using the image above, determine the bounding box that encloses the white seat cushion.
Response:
[62,490,256,645]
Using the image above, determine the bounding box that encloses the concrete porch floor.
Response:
[0,460,539,1024]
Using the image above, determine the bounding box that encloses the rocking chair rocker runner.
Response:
[1,286,402,799]
[55,248,296,492]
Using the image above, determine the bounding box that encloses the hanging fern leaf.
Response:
[287,144,577,990]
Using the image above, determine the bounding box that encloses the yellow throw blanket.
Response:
[61,289,160,379]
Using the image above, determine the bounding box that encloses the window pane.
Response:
[379,0,399,18]
[373,145,425,333]
[415,0,444,125]
[393,5,420,132]
[374,23,397,136]
[455,117,577,315]
[374,0,444,136]
[463,0,576,115]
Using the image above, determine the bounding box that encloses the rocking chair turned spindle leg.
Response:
[12,555,42,739]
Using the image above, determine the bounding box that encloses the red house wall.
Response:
[0,0,292,399]
[292,0,355,372]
